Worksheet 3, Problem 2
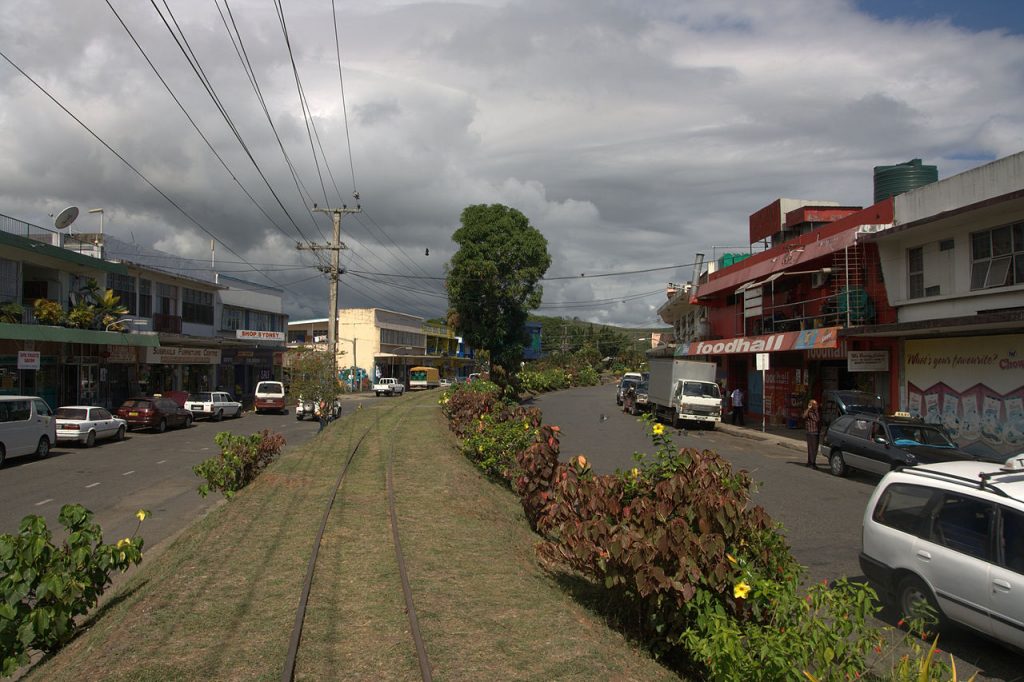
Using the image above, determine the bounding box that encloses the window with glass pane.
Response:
[1001,507,1024,574]
[107,273,136,315]
[157,282,178,315]
[0,258,19,303]
[971,223,1024,290]
[249,311,272,330]
[182,288,213,324]
[908,247,924,298]
[221,306,244,331]
[138,278,152,317]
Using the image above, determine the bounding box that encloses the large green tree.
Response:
[446,204,551,385]
[285,349,341,407]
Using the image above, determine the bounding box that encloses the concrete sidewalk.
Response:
[716,420,808,454]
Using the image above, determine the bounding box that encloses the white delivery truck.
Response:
[647,357,722,429]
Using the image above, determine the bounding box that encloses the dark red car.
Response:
[116,396,193,433]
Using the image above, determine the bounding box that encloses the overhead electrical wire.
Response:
[0,47,291,291]
[103,0,325,275]
[145,0,329,256]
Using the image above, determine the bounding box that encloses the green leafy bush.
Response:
[193,429,286,499]
[533,422,879,678]
[462,412,538,479]
[0,505,147,676]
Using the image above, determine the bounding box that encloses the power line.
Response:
[0,47,289,291]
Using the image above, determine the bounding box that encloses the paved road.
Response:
[531,384,1022,682]
[0,397,376,553]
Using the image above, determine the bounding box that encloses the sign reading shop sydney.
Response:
[677,327,839,357]
[236,329,286,342]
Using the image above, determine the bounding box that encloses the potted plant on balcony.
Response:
[33,299,65,326]
[0,302,24,324]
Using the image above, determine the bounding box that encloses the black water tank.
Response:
[873,158,938,203]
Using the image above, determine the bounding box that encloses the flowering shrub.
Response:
[193,429,286,499]
[519,366,600,393]
[462,413,539,479]
[0,505,148,676]
[533,421,880,678]
[514,424,563,531]
[440,381,504,438]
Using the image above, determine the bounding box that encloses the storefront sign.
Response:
[677,327,839,357]
[236,329,285,342]
[145,346,221,365]
[847,350,889,372]
[17,351,40,370]
[106,345,138,364]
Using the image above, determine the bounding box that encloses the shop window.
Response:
[249,311,272,331]
[182,287,214,325]
[107,273,136,315]
[971,223,1024,290]
[139,278,152,318]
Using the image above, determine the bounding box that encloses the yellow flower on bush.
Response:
[726,553,738,565]
[733,581,751,599]
[576,455,588,468]
[116,538,132,549]
[136,509,149,521]
[630,467,640,479]
[652,423,665,436]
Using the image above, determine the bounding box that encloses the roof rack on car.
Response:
[896,466,1012,498]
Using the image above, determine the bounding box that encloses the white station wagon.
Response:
[860,455,1024,651]
[184,391,243,421]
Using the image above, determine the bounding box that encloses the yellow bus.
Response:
[408,366,440,390]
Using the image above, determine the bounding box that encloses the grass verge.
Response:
[25,393,679,681]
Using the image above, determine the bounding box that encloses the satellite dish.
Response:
[53,206,79,230]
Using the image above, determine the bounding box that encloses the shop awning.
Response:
[0,230,128,275]
[676,326,839,356]
[0,322,160,347]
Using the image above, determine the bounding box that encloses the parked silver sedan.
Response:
[54,406,127,447]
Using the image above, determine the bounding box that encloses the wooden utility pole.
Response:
[297,205,361,379]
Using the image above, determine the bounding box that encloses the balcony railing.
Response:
[153,313,182,334]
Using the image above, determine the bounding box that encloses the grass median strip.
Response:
[27,393,679,681]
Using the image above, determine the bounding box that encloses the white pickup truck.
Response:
[373,378,405,397]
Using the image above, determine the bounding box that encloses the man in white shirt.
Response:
[730,387,745,426]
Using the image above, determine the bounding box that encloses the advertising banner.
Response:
[17,351,40,370]
[905,335,1024,458]
[848,350,889,372]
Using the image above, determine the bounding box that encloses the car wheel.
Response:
[897,575,945,630]
[214,409,223,422]
[0,443,7,467]
[116,426,126,441]
[158,418,167,433]
[36,437,51,459]
[184,414,193,428]
[233,408,242,419]
[86,431,96,448]
[297,413,304,421]
[829,448,848,477]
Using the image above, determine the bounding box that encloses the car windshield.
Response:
[121,399,153,409]
[889,424,955,448]
[637,381,648,392]
[620,379,638,390]
[683,381,720,398]
[190,393,212,402]
[55,408,88,420]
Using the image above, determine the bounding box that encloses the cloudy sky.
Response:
[1,1,1022,328]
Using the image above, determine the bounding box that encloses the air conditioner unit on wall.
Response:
[811,270,831,289]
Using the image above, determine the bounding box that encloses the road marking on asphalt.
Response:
[85,482,101,488]
[157,459,167,464]
[35,499,53,506]
[122,470,135,476]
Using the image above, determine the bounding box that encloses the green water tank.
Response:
[873,158,938,203]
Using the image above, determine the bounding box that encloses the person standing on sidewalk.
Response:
[730,387,745,426]
[803,399,821,468]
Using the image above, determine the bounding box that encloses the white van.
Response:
[0,395,57,467]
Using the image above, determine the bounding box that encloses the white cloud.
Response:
[1,0,1021,326]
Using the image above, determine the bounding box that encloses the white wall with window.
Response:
[874,152,1024,324]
